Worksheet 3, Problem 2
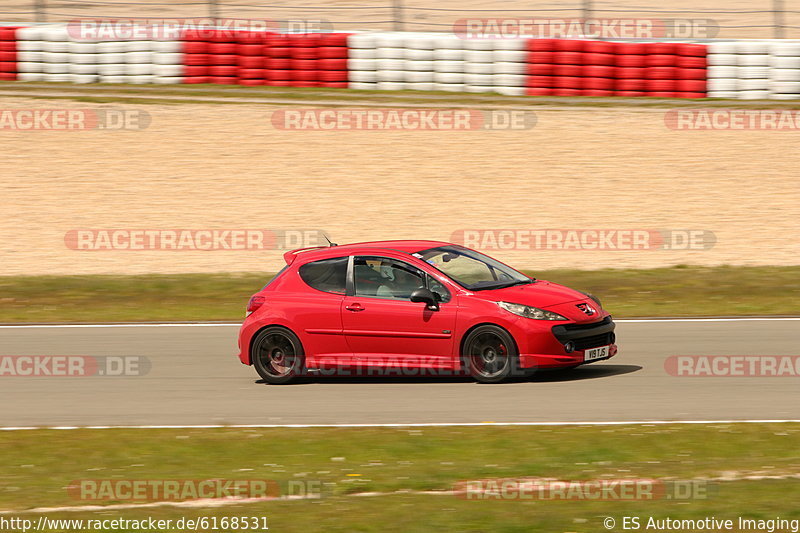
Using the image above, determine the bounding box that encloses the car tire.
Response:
[252,327,306,384]
[462,325,519,384]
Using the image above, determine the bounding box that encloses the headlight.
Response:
[497,301,567,321]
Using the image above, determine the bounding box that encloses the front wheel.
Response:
[462,325,519,384]
[252,327,305,384]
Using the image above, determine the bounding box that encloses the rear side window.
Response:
[298,257,348,294]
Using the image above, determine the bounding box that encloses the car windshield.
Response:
[414,245,533,291]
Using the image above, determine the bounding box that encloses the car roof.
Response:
[283,240,453,265]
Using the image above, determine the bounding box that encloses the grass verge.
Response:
[1,424,798,531]
[0,265,798,323]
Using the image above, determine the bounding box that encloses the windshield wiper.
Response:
[470,278,534,291]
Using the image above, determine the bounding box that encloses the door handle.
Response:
[345,303,365,312]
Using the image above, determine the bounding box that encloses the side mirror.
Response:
[410,287,439,311]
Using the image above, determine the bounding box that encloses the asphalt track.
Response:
[0,320,798,427]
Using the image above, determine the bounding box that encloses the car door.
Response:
[341,255,458,368]
[293,256,352,366]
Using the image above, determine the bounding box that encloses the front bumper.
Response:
[517,315,618,369]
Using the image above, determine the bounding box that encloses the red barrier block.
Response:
[292,69,319,81]
[646,79,677,91]
[615,66,646,79]
[183,76,211,83]
[527,63,554,76]
[677,55,706,68]
[0,51,16,62]
[528,50,554,63]
[676,43,707,57]
[182,41,207,54]
[237,44,263,56]
[554,39,584,51]
[527,39,557,52]
[552,88,581,96]
[676,79,706,92]
[209,65,237,76]
[290,59,318,70]
[584,41,615,54]
[266,57,291,69]
[616,54,646,67]
[583,77,614,90]
[319,70,347,82]
[209,42,237,54]
[267,46,291,58]
[675,92,706,98]
[584,53,615,65]
[210,54,238,65]
[268,69,293,81]
[238,55,265,68]
[238,78,265,86]
[526,87,553,95]
[526,75,554,87]
[614,42,648,55]
[554,51,583,65]
[291,47,319,59]
[210,76,237,83]
[184,53,210,66]
[318,46,348,59]
[184,65,209,76]
[582,89,614,96]
[238,68,267,79]
[583,65,614,77]
[553,64,581,76]
[646,66,677,80]
[616,78,646,91]
[676,68,706,80]
[553,76,582,89]
[319,33,349,47]
[646,54,677,67]
[647,42,676,54]
[319,81,349,88]
[318,58,347,70]
[0,41,17,51]
[615,90,647,97]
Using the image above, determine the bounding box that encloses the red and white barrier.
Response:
[6,24,800,100]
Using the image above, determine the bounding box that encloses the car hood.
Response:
[472,280,602,321]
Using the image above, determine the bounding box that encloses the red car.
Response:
[237,240,617,384]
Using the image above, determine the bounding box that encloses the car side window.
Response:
[298,257,348,295]
[354,257,426,301]
[427,275,451,303]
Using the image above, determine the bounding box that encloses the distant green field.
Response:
[0,265,797,323]
[1,424,798,531]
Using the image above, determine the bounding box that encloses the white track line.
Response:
[1,420,799,431]
[0,318,799,329]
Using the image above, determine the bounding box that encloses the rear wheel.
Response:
[463,325,519,383]
[252,327,305,384]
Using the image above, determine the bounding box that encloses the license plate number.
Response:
[584,345,610,361]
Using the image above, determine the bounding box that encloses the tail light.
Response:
[246,295,266,317]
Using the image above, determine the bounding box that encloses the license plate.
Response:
[584,345,610,362]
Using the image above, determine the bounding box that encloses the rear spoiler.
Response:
[283,246,329,265]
